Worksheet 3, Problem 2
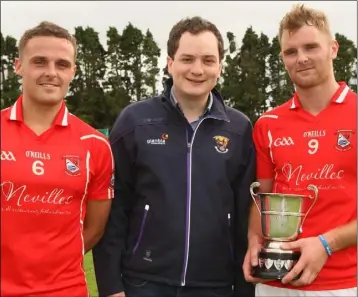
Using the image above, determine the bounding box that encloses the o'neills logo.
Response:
[1,181,73,207]
[282,163,344,186]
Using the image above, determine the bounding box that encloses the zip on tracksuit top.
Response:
[93,78,256,297]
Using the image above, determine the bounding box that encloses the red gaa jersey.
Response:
[1,96,114,296]
[253,82,357,290]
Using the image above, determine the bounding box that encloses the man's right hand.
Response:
[108,292,125,297]
[242,237,269,284]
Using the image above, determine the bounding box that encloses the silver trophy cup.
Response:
[249,182,318,280]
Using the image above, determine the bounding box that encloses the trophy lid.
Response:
[257,192,309,198]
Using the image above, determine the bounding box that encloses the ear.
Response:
[71,63,77,80]
[279,51,283,61]
[14,58,23,77]
[167,56,173,76]
[279,52,289,71]
[217,61,223,79]
[331,39,339,60]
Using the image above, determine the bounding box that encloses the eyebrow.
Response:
[29,56,72,64]
[180,54,217,59]
[282,48,296,55]
[283,42,320,54]
[304,42,320,48]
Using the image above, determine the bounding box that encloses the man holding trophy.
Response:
[243,4,357,297]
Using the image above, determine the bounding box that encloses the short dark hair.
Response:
[167,16,224,61]
[19,21,77,60]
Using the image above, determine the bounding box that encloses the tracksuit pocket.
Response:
[133,204,150,254]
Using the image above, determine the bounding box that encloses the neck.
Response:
[173,87,209,122]
[296,77,340,115]
[22,95,63,135]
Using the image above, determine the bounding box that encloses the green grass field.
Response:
[84,251,98,297]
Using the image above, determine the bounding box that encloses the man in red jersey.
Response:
[243,4,357,297]
[1,21,114,297]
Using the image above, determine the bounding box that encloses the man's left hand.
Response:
[280,236,329,286]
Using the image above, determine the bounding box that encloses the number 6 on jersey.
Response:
[308,139,319,155]
[32,160,45,175]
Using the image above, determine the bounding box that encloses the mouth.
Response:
[39,83,59,88]
[186,78,205,84]
[297,68,314,73]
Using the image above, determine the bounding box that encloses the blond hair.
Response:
[19,21,77,60]
[278,4,332,42]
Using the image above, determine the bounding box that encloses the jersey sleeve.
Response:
[86,135,114,200]
[253,118,275,179]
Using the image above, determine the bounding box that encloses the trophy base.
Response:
[252,243,301,280]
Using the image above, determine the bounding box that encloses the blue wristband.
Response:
[318,235,332,256]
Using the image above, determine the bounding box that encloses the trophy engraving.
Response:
[249,182,318,280]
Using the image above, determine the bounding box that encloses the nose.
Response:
[44,62,57,77]
[190,60,204,76]
[297,49,309,65]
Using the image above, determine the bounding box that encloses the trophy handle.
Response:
[300,184,318,233]
[249,182,261,215]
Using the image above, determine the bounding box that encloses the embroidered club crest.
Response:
[335,130,355,151]
[213,136,230,153]
[63,155,81,176]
